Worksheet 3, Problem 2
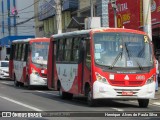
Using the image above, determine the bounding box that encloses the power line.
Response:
[1,0,62,34]
[18,0,39,12]
[16,6,55,25]
[0,1,38,16]
[18,11,34,14]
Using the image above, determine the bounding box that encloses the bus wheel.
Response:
[138,99,149,108]
[59,87,73,99]
[60,90,67,99]
[14,75,19,87]
[87,90,95,107]
[19,83,24,87]
[66,93,73,100]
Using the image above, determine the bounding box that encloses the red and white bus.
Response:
[47,28,156,107]
[9,38,50,89]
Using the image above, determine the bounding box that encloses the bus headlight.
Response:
[145,76,154,84]
[32,68,40,76]
[95,72,109,84]
[0,70,4,74]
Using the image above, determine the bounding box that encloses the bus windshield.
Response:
[1,62,9,67]
[31,42,49,65]
[93,32,153,68]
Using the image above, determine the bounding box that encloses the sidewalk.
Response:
[150,84,160,106]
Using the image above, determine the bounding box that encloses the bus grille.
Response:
[109,80,144,86]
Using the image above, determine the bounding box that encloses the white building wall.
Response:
[16,0,35,36]
[0,0,35,60]
[1,47,7,60]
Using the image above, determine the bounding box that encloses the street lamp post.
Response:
[110,0,117,28]
[90,0,93,18]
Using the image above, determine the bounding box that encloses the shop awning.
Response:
[0,35,35,48]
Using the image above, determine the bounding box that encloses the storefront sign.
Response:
[108,0,142,30]
[151,0,160,25]
[109,0,160,30]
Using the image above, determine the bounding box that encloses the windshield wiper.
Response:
[125,43,130,59]
[109,51,123,69]
[125,43,143,70]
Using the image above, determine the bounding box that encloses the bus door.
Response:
[52,41,57,89]
[9,44,15,80]
[23,44,29,83]
[79,37,91,94]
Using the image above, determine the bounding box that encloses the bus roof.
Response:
[12,37,49,44]
[51,27,147,39]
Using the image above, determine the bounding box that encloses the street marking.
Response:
[130,100,160,107]
[0,82,12,85]
[36,91,160,109]
[0,95,43,111]
[35,90,59,96]
[112,107,124,111]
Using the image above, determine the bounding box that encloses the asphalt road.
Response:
[0,79,160,120]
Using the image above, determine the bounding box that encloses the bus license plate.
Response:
[122,91,133,96]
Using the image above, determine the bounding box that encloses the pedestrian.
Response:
[5,56,8,60]
[156,58,159,92]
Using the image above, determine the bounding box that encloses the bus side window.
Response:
[64,38,72,61]
[57,39,64,61]
[20,44,23,61]
[85,39,91,69]
[24,44,29,61]
[14,44,18,60]
[72,38,80,62]
[21,44,26,61]
[10,45,15,60]
[17,44,23,61]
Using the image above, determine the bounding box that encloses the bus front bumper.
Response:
[93,81,155,99]
[30,74,47,86]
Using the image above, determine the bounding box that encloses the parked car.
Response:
[0,60,9,79]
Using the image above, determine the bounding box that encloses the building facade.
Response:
[16,0,35,36]
[34,0,111,37]
[108,0,160,56]
[0,0,16,37]
[35,0,78,37]
[0,0,35,38]
[34,0,44,37]
[0,0,35,60]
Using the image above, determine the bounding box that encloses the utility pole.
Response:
[55,0,62,34]
[143,0,152,40]
[110,0,117,28]
[90,0,93,18]
[44,0,62,34]
[2,0,5,37]
[13,0,17,35]
[7,0,11,36]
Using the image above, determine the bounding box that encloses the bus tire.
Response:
[87,90,95,107]
[66,93,73,100]
[138,99,149,108]
[60,91,67,99]
[59,88,73,99]
[19,83,24,87]
[14,75,19,87]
